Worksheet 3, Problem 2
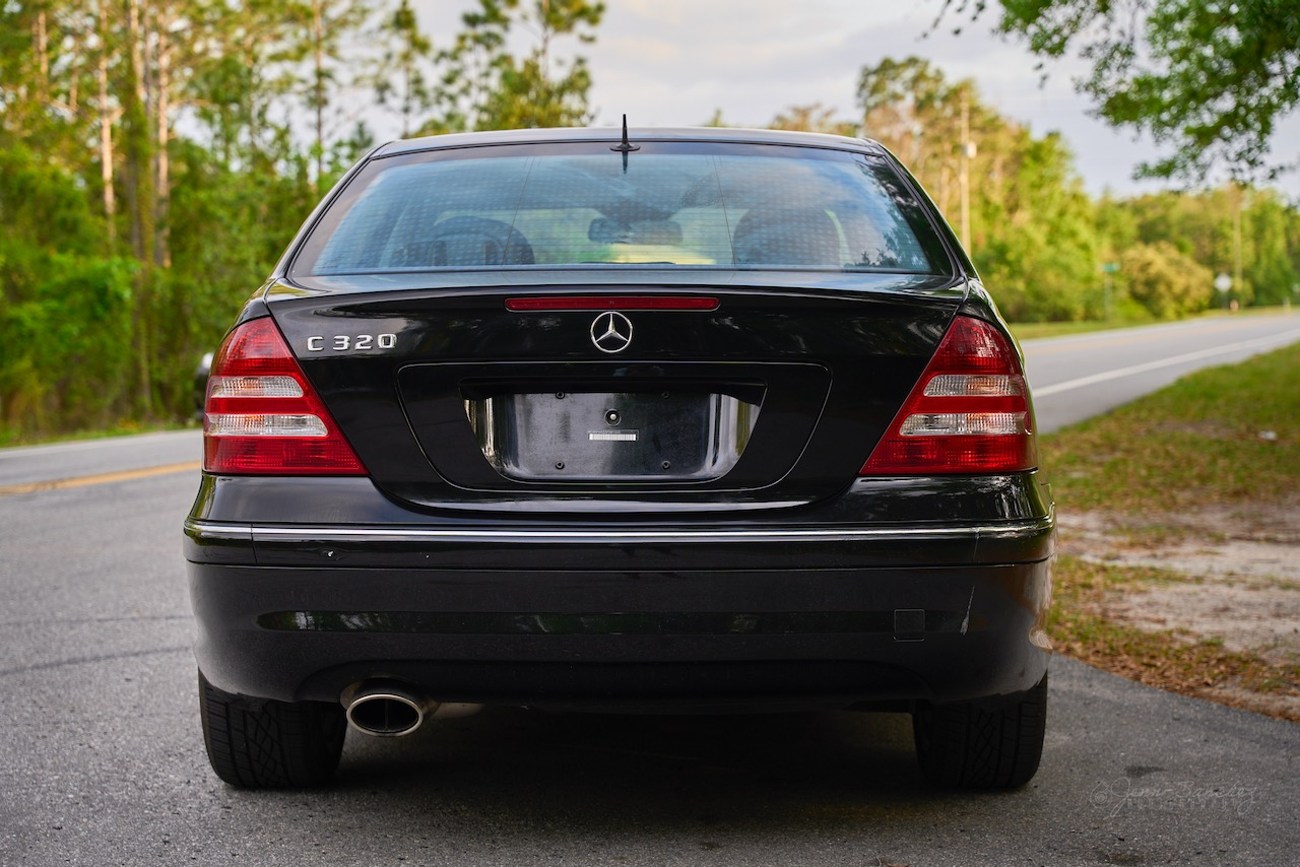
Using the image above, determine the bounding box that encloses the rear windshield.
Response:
[292,141,949,277]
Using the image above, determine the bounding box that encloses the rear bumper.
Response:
[185,509,1053,710]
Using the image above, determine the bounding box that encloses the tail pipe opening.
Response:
[343,682,481,737]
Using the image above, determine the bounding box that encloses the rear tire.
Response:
[912,672,1047,789]
[199,671,346,788]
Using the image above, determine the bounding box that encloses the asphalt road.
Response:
[1,312,1298,866]
[1022,311,1300,433]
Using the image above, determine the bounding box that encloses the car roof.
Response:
[375,126,888,158]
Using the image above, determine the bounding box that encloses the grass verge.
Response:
[1009,305,1294,342]
[0,420,190,450]
[1041,342,1300,720]
[1043,341,1299,522]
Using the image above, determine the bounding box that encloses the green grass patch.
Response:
[0,420,189,449]
[1040,341,1300,515]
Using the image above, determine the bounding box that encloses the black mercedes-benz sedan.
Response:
[184,126,1053,790]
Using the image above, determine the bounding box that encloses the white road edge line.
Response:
[1032,328,1300,398]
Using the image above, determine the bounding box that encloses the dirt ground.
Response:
[1057,501,1300,720]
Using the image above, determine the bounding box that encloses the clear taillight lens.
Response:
[207,375,303,399]
[860,315,1036,475]
[202,317,366,475]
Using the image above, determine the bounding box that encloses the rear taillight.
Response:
[203,317,366,475]
[860,315,1035,475]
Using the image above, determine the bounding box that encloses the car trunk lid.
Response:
[267,273,963,514]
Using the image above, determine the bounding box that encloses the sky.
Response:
[409,0,1300,200]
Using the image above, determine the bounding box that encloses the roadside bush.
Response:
[0,246,137,434]
[1120,241,1214,319]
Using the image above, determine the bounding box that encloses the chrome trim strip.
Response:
[186,517,1052,545]
[184,520,253,541]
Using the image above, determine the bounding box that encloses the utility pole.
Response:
[1233,184,1246,302]
[313,0,325,192]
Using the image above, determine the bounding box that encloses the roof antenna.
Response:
[611,114,639,172]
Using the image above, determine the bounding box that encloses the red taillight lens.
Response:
[203,317,366,475]
[860,316,1035,475]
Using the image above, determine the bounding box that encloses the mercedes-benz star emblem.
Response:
[590,311,633,353]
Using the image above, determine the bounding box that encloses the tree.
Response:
[0,2,100,178]
[0,145,137,432]
[364,0,432,138]
[188,3,299,173]
[858,56,954,181]
[1113,185,1300,307]
[276,0,370,188]
[857,57,1103,321]
[769,103,857,137]
[1243,192,1300,306]
[937,0,1300,184]
[1121,241,1214,318]
[497,0,605,128]
[429,0,604,133]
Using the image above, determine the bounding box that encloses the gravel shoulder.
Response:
[1053,503,1300,721]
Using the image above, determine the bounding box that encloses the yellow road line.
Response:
[0,461,201,497]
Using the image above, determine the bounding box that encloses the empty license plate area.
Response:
[464,387,762,481]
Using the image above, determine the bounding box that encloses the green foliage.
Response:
[0,145,102,256]
[363,0,433,137]
[0,243,138,431]
[0,0,613,439]
[275,0,371,184]
[429,0,604,133]
[855,58,1103,321]
[853,55,1300,323]
[0,146,135,431]
[768,103,858,137]
[1100,186,1300,308]
[2,2,1296,439]
[972,130,1102,321]
[479,54,595,130]
[1244,194,1300,305]
[1119,241,1213,319]
[943,0,1300,184]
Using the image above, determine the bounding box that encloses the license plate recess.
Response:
[464,387,762,481]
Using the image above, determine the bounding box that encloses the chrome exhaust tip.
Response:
[342,682,484,737]
[345,687,437,737]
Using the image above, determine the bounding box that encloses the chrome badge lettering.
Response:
[305,333,397,352]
